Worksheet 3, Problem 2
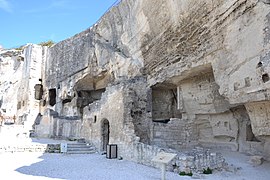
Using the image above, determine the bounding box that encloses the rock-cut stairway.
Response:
[67,142,96,154]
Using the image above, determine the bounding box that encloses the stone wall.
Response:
[0,144,60,153]
[35,109,81,139]
[151,117,198,149]
[81,77,149,150]
[119,141,226,174]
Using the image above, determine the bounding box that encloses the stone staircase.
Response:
[66,142,96,154]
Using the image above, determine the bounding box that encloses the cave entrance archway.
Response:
[101,119,110,151]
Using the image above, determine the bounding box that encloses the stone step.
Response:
[66,150,96,154]
[67,145,94,149]
[67,142,88,146]
[67,147,95,151]
[65,142,96,154]
[67,144,90,148]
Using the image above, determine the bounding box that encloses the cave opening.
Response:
[262,73,269,83]
[49,88,56,106]
[74,73,111,115]
[246,124,260,142]
[151,83,181,122]
[77,88,106,110]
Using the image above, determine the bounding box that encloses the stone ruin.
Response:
[1,0,270,174]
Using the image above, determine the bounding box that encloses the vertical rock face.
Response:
[2,0,270,167]
[0,44,44,130]
[245,102,270,137]
[0,49,23,118]
[17,45,44,129]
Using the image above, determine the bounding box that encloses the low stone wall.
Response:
[0,144,60,153]
[174,147,226,173]
[121,141,227,174]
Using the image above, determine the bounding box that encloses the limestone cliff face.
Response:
[0,44,44,130]
[46,0,270,103]
[2,0,270,162]
[35,0,270,160]
[0,49,23,117]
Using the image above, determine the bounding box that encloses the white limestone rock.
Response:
[249,156,264,166]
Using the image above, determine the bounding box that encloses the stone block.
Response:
[249,156,264,166]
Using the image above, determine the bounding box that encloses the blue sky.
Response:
[0,0,119,49]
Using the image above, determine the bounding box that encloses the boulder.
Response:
[249,156,264,166]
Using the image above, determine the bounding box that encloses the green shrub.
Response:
[179,171,193,176]
[179,171,186,176]
[203,167,213,174]
[15,45,25,51]
[38,40,54,47]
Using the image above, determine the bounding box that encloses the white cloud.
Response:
[0,0,12,13]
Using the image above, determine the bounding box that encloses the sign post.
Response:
[60,143,67,153]
[152,152,177,180]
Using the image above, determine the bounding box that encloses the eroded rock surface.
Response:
[1,0,270,172]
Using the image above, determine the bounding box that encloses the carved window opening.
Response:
[42,100,46,106]
[234,82,240,91]
[245,77,251,87]
[49,88,56,106]
[94,115,97,123]
[262,73,269,83]
[257,62,263,68]
[34,84,43,100]
[17,101,21,110]
[246,124,260,142]
[151,84,181,122]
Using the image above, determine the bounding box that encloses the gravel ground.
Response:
[1,150,270,180]
[0,152,183,180]
[0,133,270,180]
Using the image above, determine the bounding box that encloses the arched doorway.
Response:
[101,119,110,151]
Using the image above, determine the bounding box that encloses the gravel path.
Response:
[0,152,184,180]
